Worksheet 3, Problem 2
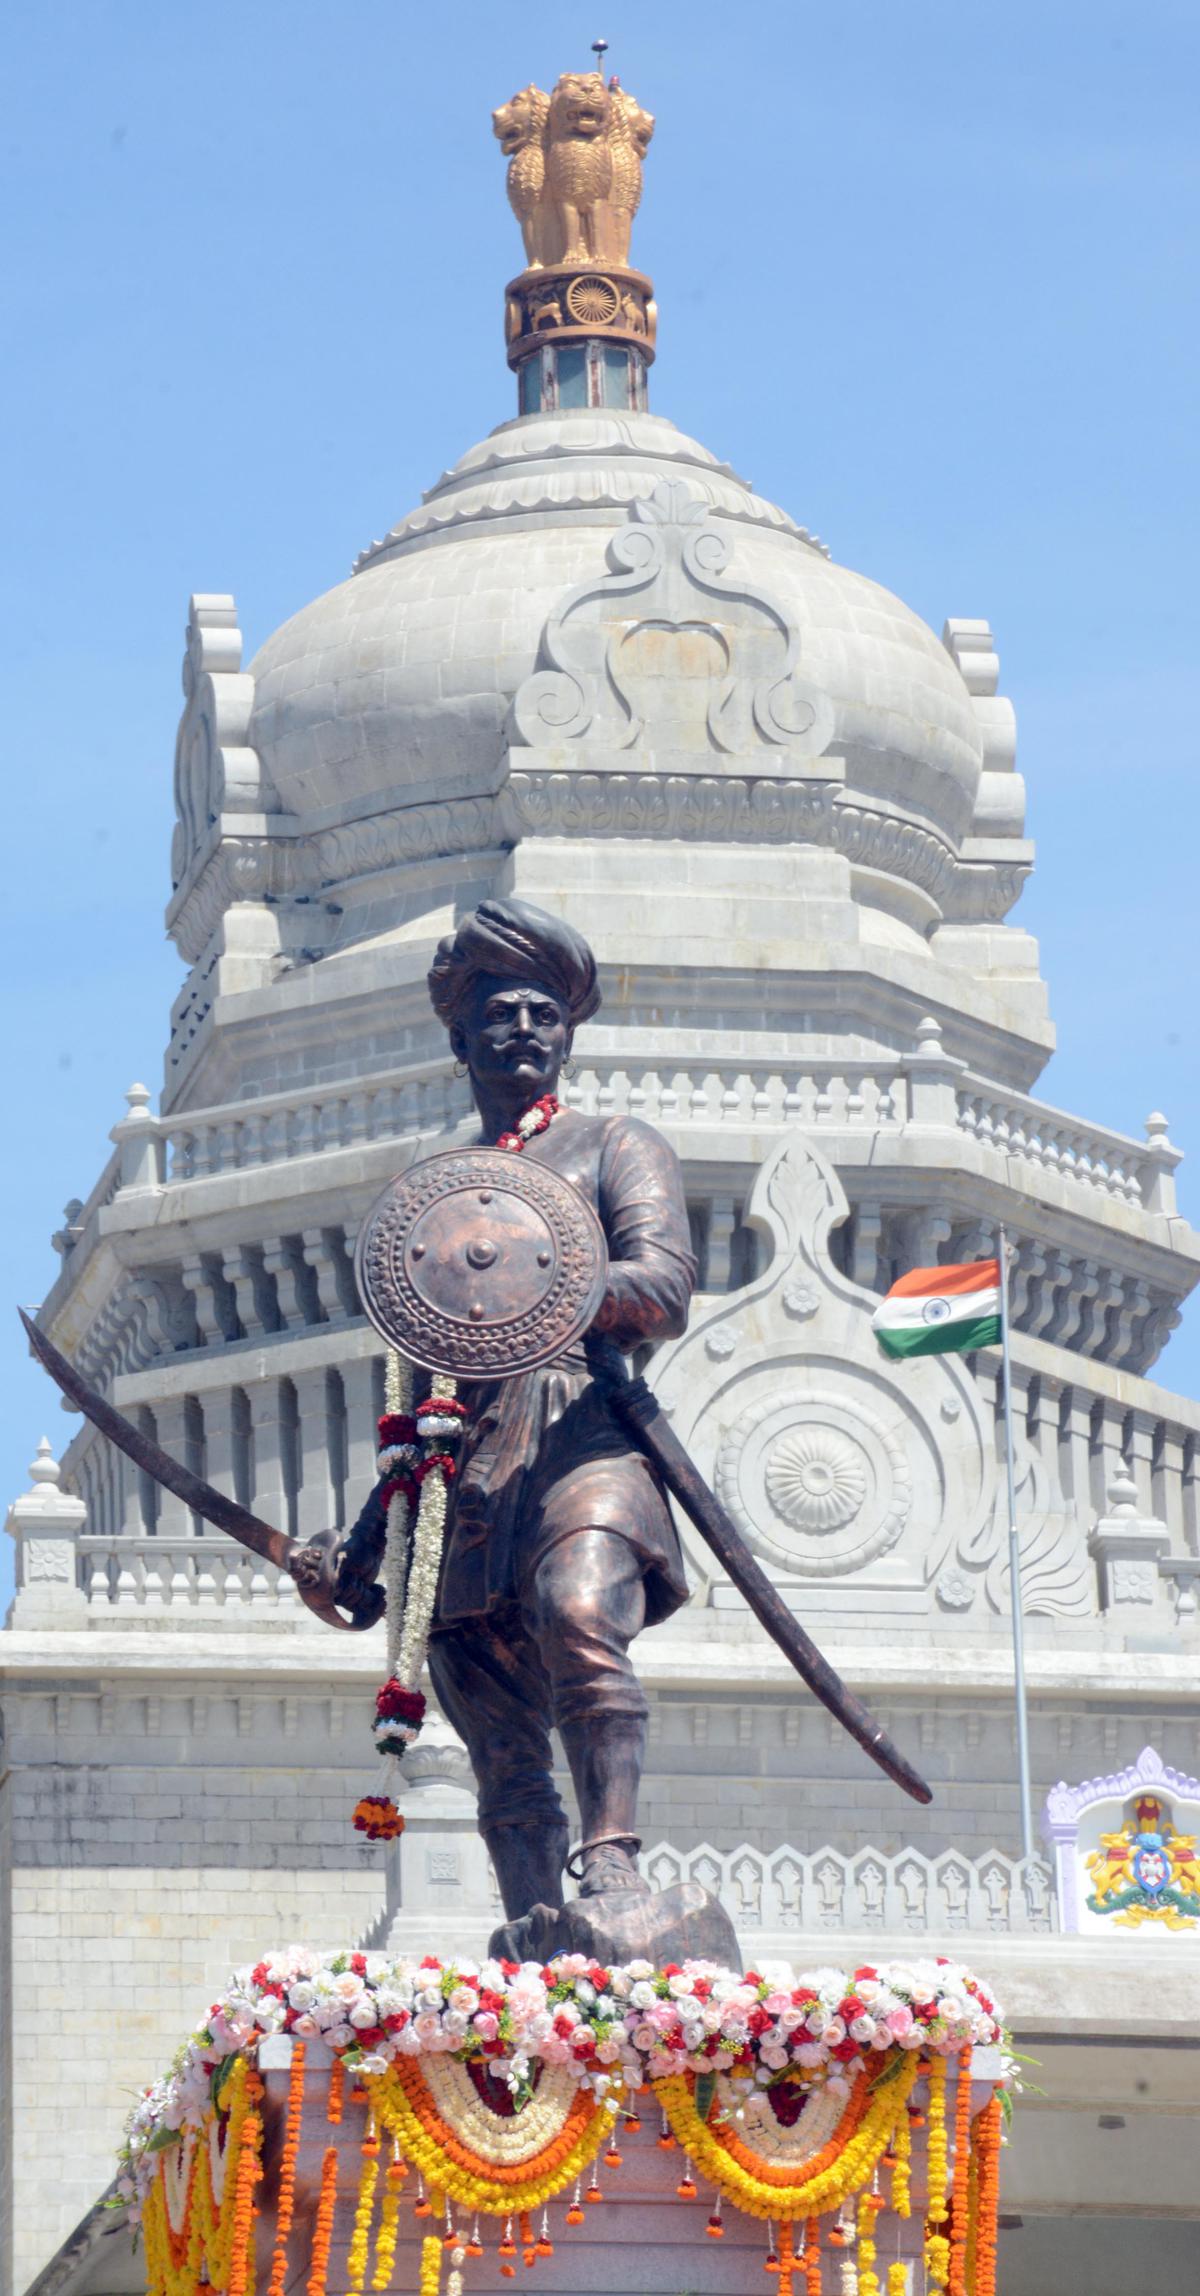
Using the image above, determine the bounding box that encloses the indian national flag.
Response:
[872,1259,1002,1360]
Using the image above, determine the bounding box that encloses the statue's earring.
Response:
[452,1060,470,1080]
[561,1056,577,1080]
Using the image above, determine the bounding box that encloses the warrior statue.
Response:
[22,903,927,1962]
[333,897,695,1923]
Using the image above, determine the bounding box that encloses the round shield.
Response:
[354,1148,609,1381]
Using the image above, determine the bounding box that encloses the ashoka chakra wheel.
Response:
[566,274,621,326]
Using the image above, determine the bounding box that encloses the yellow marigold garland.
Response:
[418,2234,442,2296]
[856,2188,882,2296]
[653,2059,919,2223]
[887,2267,907,2295]
[371,2153,407,2292]
[367,2063,617,2217]
[924,2053,950,2291]
[889,2083,912,2218]
[345,2142,380,2296]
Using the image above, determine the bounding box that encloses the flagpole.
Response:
[998,1222,1036,1864]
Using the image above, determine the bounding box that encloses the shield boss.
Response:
[354,1148,609,1381]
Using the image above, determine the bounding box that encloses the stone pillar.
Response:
[382,1718,494,1959]
[903,1014,964,1130]
[1143,1111,1181,1216]
[151,1396,196,1538]
[247,1379,289,1531]
[201,1386,238,1497]
[5,1439,88,1627]
[292,1367,333,1541]
[340,1357,380,1525]
[1089,1461,1171,1622]
[109,1081,162,1193]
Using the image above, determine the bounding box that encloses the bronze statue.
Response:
[337,898,696,1921]
[21,897,928,1962]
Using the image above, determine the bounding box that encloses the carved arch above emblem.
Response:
[508,481,837,771]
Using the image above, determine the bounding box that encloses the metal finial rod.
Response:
[591,36,608,74]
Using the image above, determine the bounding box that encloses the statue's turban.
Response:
[427,898,601,1030]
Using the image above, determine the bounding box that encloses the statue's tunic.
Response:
[433,1108,696,1631]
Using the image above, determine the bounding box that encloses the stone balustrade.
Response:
[956,1082,1170,1212]
[52,1044,1176,1223]
[640,1838,1056,1934]
[78,1533,300,1614]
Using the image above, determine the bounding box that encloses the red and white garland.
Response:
[495,1092,560,1154]
[355,1101,562,1839]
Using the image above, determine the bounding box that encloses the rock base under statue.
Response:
[489,1881,742,1969]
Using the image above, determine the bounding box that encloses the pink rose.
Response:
[886,2006,915,2040]
[472,2012,500,2043]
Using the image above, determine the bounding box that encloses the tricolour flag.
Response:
[871,1258,1001,1360]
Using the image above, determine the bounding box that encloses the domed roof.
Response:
[247,409,982,847]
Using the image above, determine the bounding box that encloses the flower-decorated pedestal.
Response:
[128,1951,1009,2296]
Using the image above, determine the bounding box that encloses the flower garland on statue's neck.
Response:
[494,1093,560,1154]
[352,1096,560,1842]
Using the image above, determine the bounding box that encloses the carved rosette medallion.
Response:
[715,1389,912,1577]
[355,1149,607,1381]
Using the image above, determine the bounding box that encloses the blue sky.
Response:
[2,0,1197,1595]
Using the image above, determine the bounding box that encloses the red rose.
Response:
[832,2038,860,2062]
[747,2007,773,2037]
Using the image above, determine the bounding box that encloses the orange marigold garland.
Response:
[971,2095,1003,2296]
[224,2071,263,2296]
[948,2046,974,2296]
[266,2040,306,2296]
[305,2143,340,2296]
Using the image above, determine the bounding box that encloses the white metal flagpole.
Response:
[998,1222,1036,1863]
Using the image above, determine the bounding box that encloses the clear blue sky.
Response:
[3,0,1198,1597]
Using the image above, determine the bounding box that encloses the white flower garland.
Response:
[420,2058,580,2163]
[396,1371,456,1692]
[383,1350,414,1681]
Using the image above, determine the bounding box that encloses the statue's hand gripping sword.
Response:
[18,1309,383,1632]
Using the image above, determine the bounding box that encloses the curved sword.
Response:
[18,1310,382,1633]
[591,1344,933,1806]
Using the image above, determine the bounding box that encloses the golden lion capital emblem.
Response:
[492,71,655,274]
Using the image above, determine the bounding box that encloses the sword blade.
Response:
[607,1362,933,1807]
[18,1309,373,1632]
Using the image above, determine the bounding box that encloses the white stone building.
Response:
[4,155,1200,2296]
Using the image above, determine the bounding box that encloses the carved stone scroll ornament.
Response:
[508,481,837,768]
[170,596,273,896]
[650,1131,994,1608]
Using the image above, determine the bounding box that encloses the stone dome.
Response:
[246,410,983,850]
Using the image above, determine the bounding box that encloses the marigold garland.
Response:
[372,2156,407,2292]
[971,2096,1003,2296]
[654,2060,919,2223]
[948,2046,973,2296]
[345,2144,380,2296]
[418,2232,443,2296]
[367,2061,617,2216]
[266,2041,305,2296]
[126,1952,1010,2296]
[924,2053,950,2291]
[856,2189,881,2296]
[305,2143,339,2296]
